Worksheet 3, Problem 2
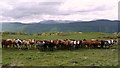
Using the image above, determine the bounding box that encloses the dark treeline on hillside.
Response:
[1,19,119,33]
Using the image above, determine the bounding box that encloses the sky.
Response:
[0,0,119,23]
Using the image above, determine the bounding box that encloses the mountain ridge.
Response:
[1,19,119,33]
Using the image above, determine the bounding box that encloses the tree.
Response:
[17,30,25,35]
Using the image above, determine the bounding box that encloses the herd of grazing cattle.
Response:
[1,39,117,51]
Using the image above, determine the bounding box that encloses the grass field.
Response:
[1,32,119,66]
[2,32,118,40]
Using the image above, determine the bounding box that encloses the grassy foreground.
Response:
[1,32,119,66]
[2,47,118,66]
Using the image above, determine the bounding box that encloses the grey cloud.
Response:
[1,0,113,21]
[2,2,66,19]
[77,5,111,13]
[39,2,62,5]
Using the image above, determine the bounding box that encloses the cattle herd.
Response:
[1,39,117,51]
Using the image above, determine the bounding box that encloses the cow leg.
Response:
[67,45,69,50]
[24,45,26,49]
[71,45,73,50]
[76,44,78,49]
[68,45,70,50]
[46,45,48,51]
[12,43,16,48]
[93,45,95,49]
[9,45,12,48]
[62,45,65,50]
[81,44,84,48]
[73,45,75,50]
[30,44,33,49]
[63,45,65,50]
[101,45,103,49]
[36,45,39,49]
[63,45,65,49]
[76,45,78,49]
[85,45,88,48]
[48,45,50,51]
[43,45,46,51]
[66,45,68,50]
[32,44,35,49]
[105,44,108,49]
[51,45,53,50]
[3,44,7,48]
[37,45,42,51]
[94,45,97,49]
[57,45,60,50]
[105,44,109,49]
[76,44,79,49]
[12,44,14,48]
[56,45,58,50]
[28,44,31,50]
[25,44,28,49]
[60,45,62,49]
[59,45,61,50]
[30,44,32,49]
[28,44,31,49]
[85,45,87,49]
[17,44,21,50]
[108,45,110,49]
[89,45,91,48]
[85,45,87,48]
[14,44,17,48]
[79,44,81,48]
[100,44,104,49]
[62,45,64,49]
[70,45,72,50]
[88,44,91,49]
[2,45,3,48]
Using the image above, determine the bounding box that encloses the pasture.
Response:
[1,32,119,66]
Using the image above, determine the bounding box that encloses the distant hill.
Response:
[1,19,119,33]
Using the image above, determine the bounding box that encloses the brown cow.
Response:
[28,39,35,48]
[53,40,62,49]
[22,40,30,49]
[2,39,13,48]
[82,39,101,49]
[60,40,72,50]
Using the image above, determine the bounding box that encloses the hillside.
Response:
[1,19,119,33]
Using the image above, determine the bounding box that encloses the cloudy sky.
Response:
[0,0,119,23]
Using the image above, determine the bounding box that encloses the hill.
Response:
[1,19,119,33]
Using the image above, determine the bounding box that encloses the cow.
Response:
[15,39,23,50]
[70,39,83,49]
[28,39,35,48]
[36,40,46,51]
[76,40,83,49]
[100,39,117,49]
[44,40,54,51]
[81,39,92,48]
[22,40,31,49]
[60,40,72,50]
[53,40,61,50]
[11,39,17,48]
[82,39,101,49]
[2,39,12,48]
[92,40,101,48]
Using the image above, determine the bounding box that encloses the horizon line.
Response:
[0,19,119,23]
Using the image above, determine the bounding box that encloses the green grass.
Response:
[2,47,118,66]
[2,32,117,40]
[1,32,119,66]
